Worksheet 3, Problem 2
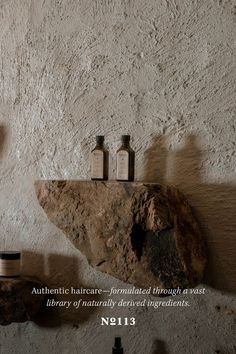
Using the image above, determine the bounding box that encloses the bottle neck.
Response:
[121,142,130,148]
[96,142,104,148]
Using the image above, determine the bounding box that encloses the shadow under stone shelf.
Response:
[0,277,46,325]
[35,180,207,290]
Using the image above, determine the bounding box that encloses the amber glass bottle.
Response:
[116,135,135,181]
[112,337,124,354]
[91,136,108,180]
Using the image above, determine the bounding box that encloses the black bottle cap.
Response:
[121,135,130,143]
[113,337,123,354]
[96,135,104,144]
[0,251,21,260]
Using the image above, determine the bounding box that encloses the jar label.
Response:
[117,151,129,180]
[0,259,20,276]
[91,150,104,179]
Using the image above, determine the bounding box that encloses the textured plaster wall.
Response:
[0,0,236,353]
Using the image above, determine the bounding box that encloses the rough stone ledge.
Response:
[35,180,207,290]
[0,277,46,325]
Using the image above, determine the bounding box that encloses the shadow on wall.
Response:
[0,125,8,159]
[21,250,102,328]
[144,134,236,294]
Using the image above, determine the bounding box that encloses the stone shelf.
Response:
[0,277,46,325]
[35,181,207,290]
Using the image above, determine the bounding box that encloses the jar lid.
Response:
[0,251,21,260]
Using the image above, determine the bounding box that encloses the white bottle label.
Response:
[91,150,104,179]
[117,151,129,180]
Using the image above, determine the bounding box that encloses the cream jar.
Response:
[0,251,21,277]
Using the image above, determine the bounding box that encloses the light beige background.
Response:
[0,1,236,353]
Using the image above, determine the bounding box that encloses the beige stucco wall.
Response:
[0,1,235,353]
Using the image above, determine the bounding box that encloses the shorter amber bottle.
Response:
[116,135,135,181]
[91,136,108,180]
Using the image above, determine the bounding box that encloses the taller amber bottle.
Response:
[116,135,135,181]
[91,135,108,180]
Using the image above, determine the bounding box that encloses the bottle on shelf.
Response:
[112,337,124,354]
[116,135,135,181]
[91,135,108,180]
